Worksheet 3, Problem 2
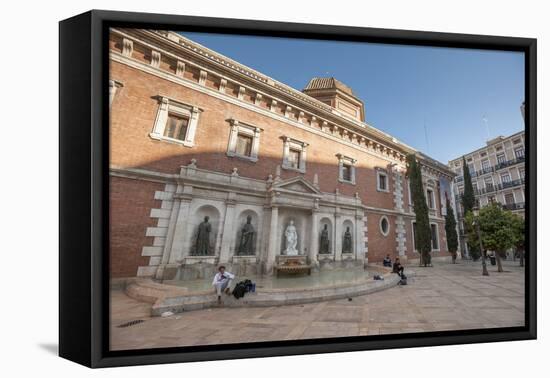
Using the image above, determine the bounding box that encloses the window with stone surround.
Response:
[282,137,308,172]
[227,119,262,162]
[163,113,189,141]
[150,96,201,147]
[337,154,356,184]
[379,216,390,236]
[376,169,389,192]
[497,153,506,164]
[514,146,525,159]
[235,133,253,157]
[426,188,435,209]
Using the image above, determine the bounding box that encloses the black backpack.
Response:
[233,282,247,299]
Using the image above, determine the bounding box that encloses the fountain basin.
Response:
[124,265,413,316]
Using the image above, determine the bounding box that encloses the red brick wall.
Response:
[110,61,396,208]
[110,176,163,278]
[367,213,397,262]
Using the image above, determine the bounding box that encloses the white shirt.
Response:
[212,271,235,286]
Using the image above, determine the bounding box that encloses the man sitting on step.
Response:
[212,266,235,304]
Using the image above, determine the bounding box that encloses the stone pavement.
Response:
[110,260,525,350]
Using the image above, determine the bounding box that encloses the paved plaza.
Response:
[110,260,525,350]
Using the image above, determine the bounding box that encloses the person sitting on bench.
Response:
[392,257,405,277]
[383,254,392,267]
[212,266,235,304]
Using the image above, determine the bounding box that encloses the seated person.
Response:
[392,257,405,277]
[212,266,235,304]
[383,254,392,267]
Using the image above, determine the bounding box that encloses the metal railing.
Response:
[454,156,525,182]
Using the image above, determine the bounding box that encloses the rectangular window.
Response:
[488,195,496,203]
[497,153,506,164]
[501,173,511,184]
[235,133,253,157]
[505,193,515,205]
[514,147,525,159]
[377,171,388,191]
[481,159,490,172]
[288,148,301,169]
[342,164,352,182]
[427,189,435,209]
[519,168,525,179]
[163,113,189,141]
[430,224,439,250]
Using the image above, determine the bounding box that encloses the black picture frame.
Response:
[59,9,537,368]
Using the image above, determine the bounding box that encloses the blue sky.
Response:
[181,32,525,163]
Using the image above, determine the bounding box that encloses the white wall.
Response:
[1,0,546,377]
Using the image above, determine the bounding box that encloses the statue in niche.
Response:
[284,220,299,255]
[343,226,353,254]
[320,224,330,254]
[194,216,212,255]
[237,215,255,255]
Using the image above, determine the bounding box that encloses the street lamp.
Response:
[472,206,489,276]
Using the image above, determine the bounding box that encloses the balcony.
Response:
[474,178,525,196]
[495,155,525,171]
[502,202,526,211]
[454,156,525,183]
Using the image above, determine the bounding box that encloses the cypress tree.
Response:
[445,197,459,263]
[461,156,475,214]
[406,154,432,266]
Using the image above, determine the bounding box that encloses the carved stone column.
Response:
[334,209,342,261]
[309,209,320,267]
[219,194,237,263]
[168,186,193,263]
[265,206,279,274]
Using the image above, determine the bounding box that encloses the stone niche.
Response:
[278,209,311,257]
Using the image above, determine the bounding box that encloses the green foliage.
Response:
[406,154,432,266]
[461,157,476,214]
[444,198,459,254]
[510,214,525,250]
[464,211,481,261]
[476,203,516,253]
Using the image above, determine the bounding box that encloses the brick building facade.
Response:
[109,28,456,279]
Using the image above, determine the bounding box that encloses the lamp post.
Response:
[472,206,489,276]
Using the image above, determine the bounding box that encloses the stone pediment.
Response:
[271,176,322,196]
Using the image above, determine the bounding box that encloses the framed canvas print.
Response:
[59,10,537,368]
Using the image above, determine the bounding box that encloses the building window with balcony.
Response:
[514,146,525,159]
[150,96,202,147]
[227,119,262,161]
[519,168,525,180]
[497,153,506,165]
[282,137,308,172]
[481,159,491,173]
[337,154,356,184]
[484,177,494,192]
[376,169,389,192]
[505,193,515,206]
[501,173,512,184]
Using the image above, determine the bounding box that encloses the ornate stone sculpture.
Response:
[320,224,330,254]
[237,215,255,255]
[194,216,212,255]
[284,220,299,255]
[343,226,352,254]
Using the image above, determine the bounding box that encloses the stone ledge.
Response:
[124,265,414,316]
